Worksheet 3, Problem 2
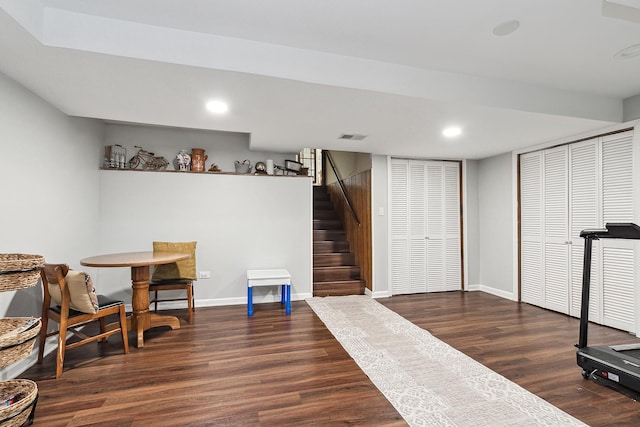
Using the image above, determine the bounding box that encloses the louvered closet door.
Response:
[443,163,461,291]
[543,146,570,314]
[520,130,636,331]
[390,158,461,295]
[569,140,601,323]
[390,160,411,294]
[409,161,427,293]
[520,151,544,307]
[601,131,635,332]
[424,161,461,292]
[426,163,445,291]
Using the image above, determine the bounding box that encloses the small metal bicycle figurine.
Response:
[128,146,169,171]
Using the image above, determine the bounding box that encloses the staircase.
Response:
[313,186,365,296]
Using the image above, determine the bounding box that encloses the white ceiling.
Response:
[1,0,639,159]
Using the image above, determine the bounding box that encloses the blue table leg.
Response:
[281,284,285,304]
[285,284,291,314]
[248,286,253,316]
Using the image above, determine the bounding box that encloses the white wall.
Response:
[325,150,372,184]
[463,159,480,288]
[92,170,313,305]
[98,122,312,304]
[371,155,390,297]
[477,152,515,299]
[0,72,104,319]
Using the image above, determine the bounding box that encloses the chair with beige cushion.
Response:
[149,241,197,323]
[38,263,129,378]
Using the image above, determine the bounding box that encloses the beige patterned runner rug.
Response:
[306,295,586,427]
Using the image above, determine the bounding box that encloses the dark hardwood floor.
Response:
[20,292,640,426]
[380,292,640,427]
[21,301,404,426]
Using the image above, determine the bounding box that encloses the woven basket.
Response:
[0,318,42,369]
[0,254,45,292]
[0,379,38,427]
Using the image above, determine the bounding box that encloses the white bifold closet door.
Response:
[520,150,544,307]
[390,159,461,295]
[569,139,600,324]
[543,146,570,314]
[520,130,635,332]
[600,132,635,332]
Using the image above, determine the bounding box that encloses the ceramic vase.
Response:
[191,148,208,172]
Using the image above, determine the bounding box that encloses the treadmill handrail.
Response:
[578,222,640,349]
[579,228,607,238]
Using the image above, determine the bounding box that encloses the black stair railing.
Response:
[325,151,361,226]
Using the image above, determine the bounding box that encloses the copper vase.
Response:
[191,148,207,172]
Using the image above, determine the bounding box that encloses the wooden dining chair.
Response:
[38,263,129,378]
[149,241,197,323]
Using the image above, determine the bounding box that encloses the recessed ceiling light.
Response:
[614,43,640,59]
[443,127,462,138]
[206,100,229,114]
[492,20,520,37]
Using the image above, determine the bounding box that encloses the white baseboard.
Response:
[150,292,313,311]
[365,288,391,298]
[467,284,516,301]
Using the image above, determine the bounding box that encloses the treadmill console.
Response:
[580,223,640,239]
[603,223,640,239]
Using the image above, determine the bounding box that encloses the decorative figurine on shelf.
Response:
[104,144,127,169]
[176,149,191,171]
[254,161,267,174]
[128,146,169,170]
[208,163,221,172]
[191,148,207,172]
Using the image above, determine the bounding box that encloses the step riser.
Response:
[314,267,361,282]
[313,201,333,210]
[313,230,346,241]
[313,242,350,253]
[314,254,355,267]
[313,211,338,220]
[313,220,343,230]
[313,281,365,297]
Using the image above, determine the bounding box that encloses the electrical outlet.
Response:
[199,271,211,279]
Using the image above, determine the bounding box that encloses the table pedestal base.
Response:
[128,313,180,348]
[130,265,180,348]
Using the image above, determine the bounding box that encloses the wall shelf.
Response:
[99,167,309,177]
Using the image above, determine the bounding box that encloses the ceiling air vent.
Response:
[339,133,367,141]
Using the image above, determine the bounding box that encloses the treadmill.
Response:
[576,222,640,394]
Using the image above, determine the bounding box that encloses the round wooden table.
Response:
[80,251,190,348]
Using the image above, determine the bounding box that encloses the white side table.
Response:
[246,269,292,316]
